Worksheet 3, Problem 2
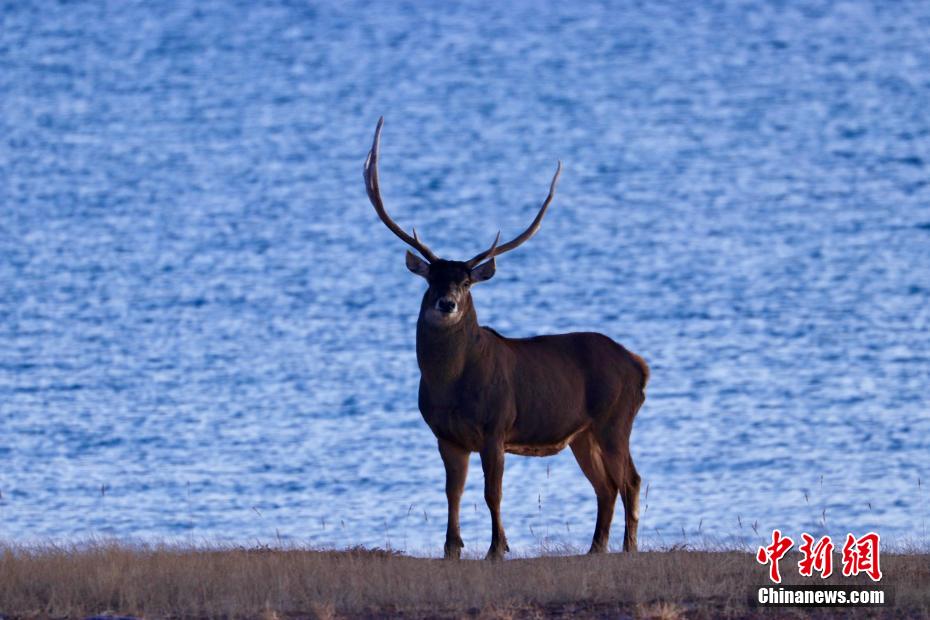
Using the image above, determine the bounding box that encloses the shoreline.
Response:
[0,543,927,618]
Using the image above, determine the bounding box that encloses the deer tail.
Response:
[630,351,650,393]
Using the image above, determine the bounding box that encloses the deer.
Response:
[363,118,649,560]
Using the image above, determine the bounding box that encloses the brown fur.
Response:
[412,259,648,559]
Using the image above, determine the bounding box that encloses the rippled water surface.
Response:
[2,1,929,554]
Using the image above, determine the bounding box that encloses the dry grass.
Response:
[0,542,927,619]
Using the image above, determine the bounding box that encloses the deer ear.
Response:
[470,258,496,283]
[405,250,430,278]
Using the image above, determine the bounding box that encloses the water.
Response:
[1,1,929,555]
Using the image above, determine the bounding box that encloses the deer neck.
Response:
[415,303,482,386]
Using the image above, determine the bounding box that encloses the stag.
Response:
[364,118,649,559]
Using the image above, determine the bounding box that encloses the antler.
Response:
[464,231,500,269]
[364,117,440,263]
[464,161,562,269]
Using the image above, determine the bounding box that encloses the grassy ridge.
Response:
[0,543,927,618]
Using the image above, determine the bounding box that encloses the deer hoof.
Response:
[485,542,509,560]
[587,542,608,554]
[444,537,464,560]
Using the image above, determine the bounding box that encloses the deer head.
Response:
[364,117,561,327]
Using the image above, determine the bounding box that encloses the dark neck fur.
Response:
[415,295,482,385]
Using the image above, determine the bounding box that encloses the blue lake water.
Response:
[1,1,929,555]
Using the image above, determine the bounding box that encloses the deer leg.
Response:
[619,454,641,552]
[570,431,617,553]
[601,448,641,552]
[438,438,469,559]
[480,440,509,560]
